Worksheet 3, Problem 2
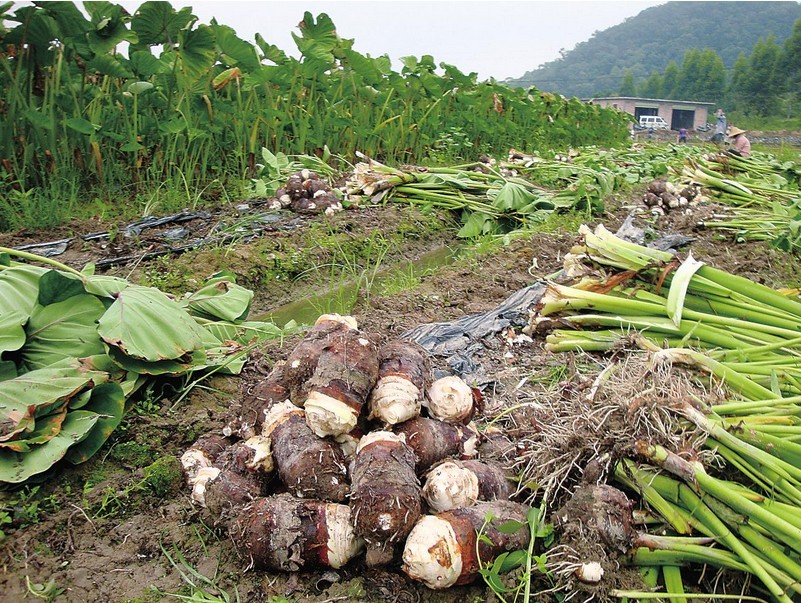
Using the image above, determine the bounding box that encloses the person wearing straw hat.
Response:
[727,126,751,158]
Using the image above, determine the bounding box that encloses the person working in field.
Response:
[711,108,727,143]
[677,127,688,143]
[727,126,751,158]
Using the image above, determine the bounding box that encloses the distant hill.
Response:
[506,1,801,98]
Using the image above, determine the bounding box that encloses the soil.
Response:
[2,183,801,603]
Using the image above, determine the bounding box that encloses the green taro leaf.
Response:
[38,270,86,305]
[457,212,495,238]
[65,117,99,136]
[127,81,154,95]
[98,286,206,362]
[0,265,47,320]
[0,362,17,382]
[84,274,130,298]
[211,23,259,71]
[106,345,206,376]
[176,24,216,82]
[131,1,195,46]
[0,311,27,355]
[0,411,99,484]
[88,53,134,78]
[182,273,253,322]
[22,294,107,371]
[490,182,540,212]
[64,382,125,464]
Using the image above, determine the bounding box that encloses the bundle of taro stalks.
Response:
[181,314,531,590]
[513,224,801,602]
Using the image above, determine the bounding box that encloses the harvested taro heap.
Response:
[180,313,530,589]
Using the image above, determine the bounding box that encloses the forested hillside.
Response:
[507,1,801,98]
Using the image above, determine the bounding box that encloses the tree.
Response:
[619,69,636,96]
[695,48,726,102]
[676,48,702,99]
[780,18,801,112]
[662,61,680,99]
[741,35,783,115]
[639,70,663,98]
[726,53,750,112]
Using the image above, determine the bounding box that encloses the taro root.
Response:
[232,493,363,571]
[180,433,232,484]
[425,375,475,423]
[302,326,379,437]
[422,459,511,513]
[283,314,358,405]
[350,431,422,566]
[234,363,290,438]
[553,484,636,553]
[368,339,432,425]
[402,500,531,589]
[393,416,474,472]
[262,401,349,502]
[182,435,267,511]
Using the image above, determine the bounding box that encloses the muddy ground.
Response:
[2,182,801,603]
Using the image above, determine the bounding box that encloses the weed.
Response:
[477,504,556,603]
[0,510,11,540]
[1,486,61,529]
[160,542,240,603]
[25,576,64,602]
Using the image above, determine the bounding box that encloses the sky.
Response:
[95,0,667,82]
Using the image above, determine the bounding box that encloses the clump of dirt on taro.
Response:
[491,350,715,600]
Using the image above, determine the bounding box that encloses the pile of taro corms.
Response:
[180,314,528,589]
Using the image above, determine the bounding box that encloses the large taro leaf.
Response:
[0,362,108,443]
[22,294,107,371]
[64,382,125,465]
[181,272,253,322]
[107,345,206,376]
[97,285,206,362]
[176,24,216,82]
[0,265,47,316]
[37,270,86,305]
[84,274,130,299]
[0,411,99,484]
[131,1,195,46]
[0,311,27,355]
[203,320,291,347]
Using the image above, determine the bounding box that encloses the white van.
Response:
[638,116,669,130]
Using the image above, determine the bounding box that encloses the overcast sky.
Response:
[7,1,667,81]
[108,0,666,81]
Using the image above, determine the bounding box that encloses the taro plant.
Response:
[0,2,631,229]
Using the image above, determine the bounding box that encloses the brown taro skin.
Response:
[442,501,530,585]
[393,416,464,472]
[269,408,349,502]
[302,327,379,436]
[350,433,422,566]
[283,318,354,405]
[460,459,511,501]
[376,340,431,393]
[236,363,290,438]
[232,493,357,571]
[204,443,266,522]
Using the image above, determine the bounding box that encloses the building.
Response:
[587,96,717,130]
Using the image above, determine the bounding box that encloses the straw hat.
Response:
[728,126,747,137]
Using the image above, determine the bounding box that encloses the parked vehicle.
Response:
[638,116,670,130]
